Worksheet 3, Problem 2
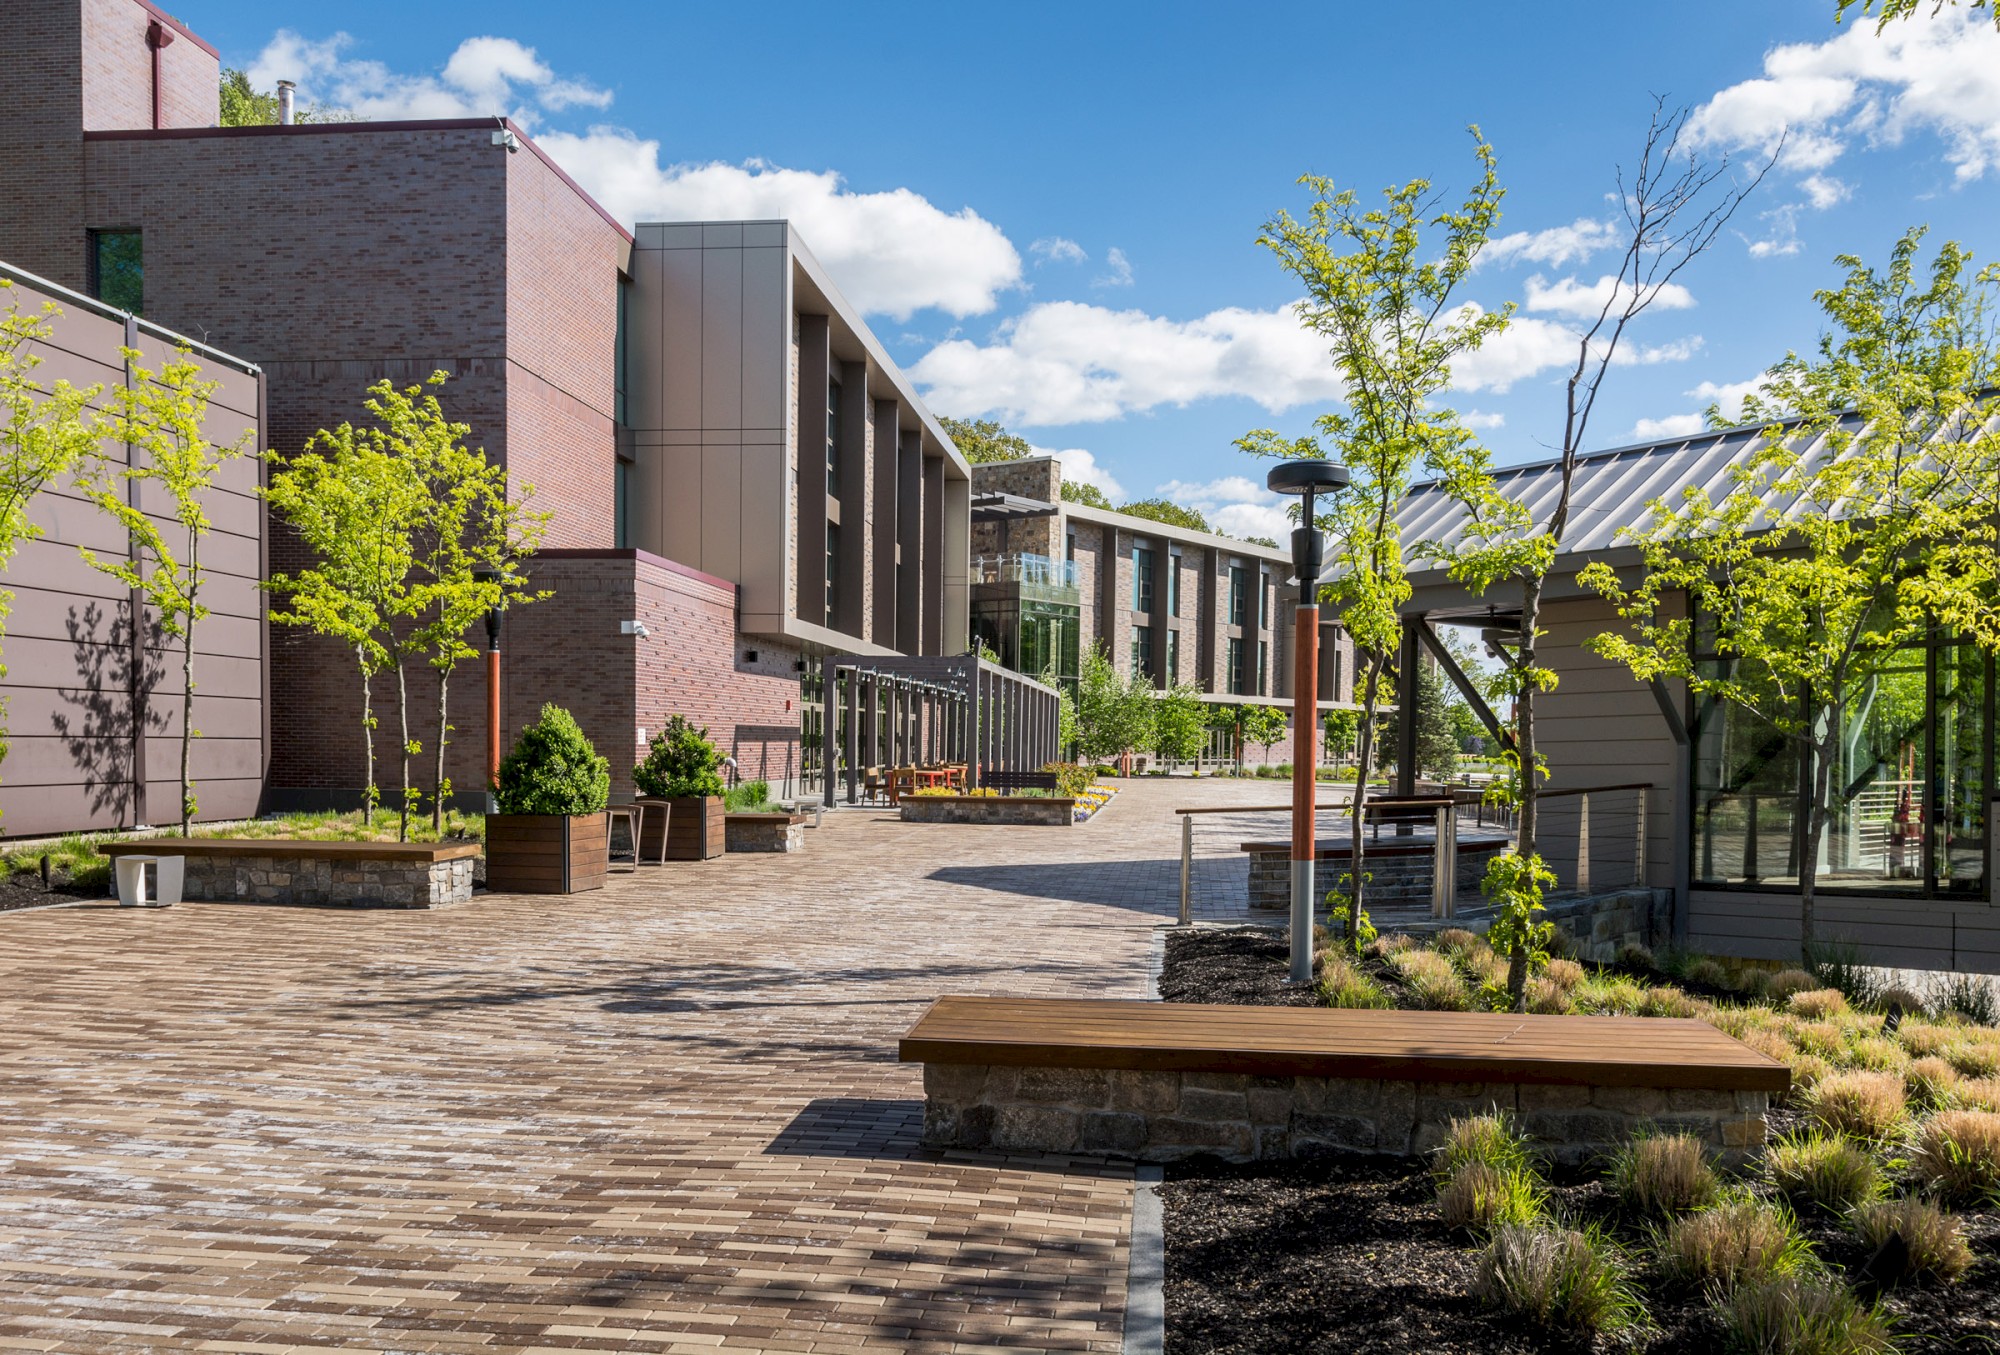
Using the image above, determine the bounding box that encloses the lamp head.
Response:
[1266,459,1350,498]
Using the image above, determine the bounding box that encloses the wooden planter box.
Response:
[638,795,725,861]
[485,812,608,894]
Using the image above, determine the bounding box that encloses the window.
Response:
[1258,641,1268,696]
[1229,564,1247,626]
[1165,629,1180,684]
[1131,625,1153,681]
[1691,632,1989,897]
[1066,530,1076,563]
[825,521,840,620]
[825,379,841,496]
[1227,637,1246,695]
[1259,572,1271,629]
[1133,544,1155,612]
[91,230,142,314]
[1168,552,1182,614]
[614,276,630,426]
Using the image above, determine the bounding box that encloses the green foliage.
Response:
[1434,1113,1535,1180]
[1437,1162,1546,1233]
[1912,1110,2000,1203]
[723,779,776,812]
[1413,657,1461,781]
[1838,0,1996,29]
[1851,1198,1973,1285]
[1322,707,1360,758]
[939,415,1034,464]
[634,716,726,800]
[219,69,281,126]
[1244,535,1279,548]
[1480,850,1557,1008]
[1072,641,1155,763]
[1116,496,1209,533]
[74,346,254,834]
[1236,704,1289,760]
[1317,950,1391,1008]
[1237,131,1507,953]
[1041,762,1096,798]
[1609,1132,1720,1215]
[1060,480,1113,509]
[1658,1196,1815,1293]
[1769,1129,1886,1213]
[1582,229,2000,956]
[1930,973,2000,1026]
[1150,684,1208,763]
[1475,1223,1648,1340]
[495,704,609,816]
[1714,1275,1896,1355]
[0,284,103,812]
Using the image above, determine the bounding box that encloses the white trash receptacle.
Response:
[115,854,184,908]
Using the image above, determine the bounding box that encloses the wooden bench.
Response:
[901,995,1786,1164]
[983,769,1059,793]
[99,838,480,909]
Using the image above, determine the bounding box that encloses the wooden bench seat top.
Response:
[899,996,1789,1093]
[98,837,481,863]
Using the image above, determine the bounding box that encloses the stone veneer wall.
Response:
[175,853,475,909]
[899,796,1076,827]
[921,1064,1770,1166]
[724,814,807,853]
[1545,888,1673,963]
[1246,841,1508,911]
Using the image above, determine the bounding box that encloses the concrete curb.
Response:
[1123,1162,1165,1355]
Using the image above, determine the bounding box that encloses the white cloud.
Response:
[1799,173,1852,208]
[1034,445,1127,500]
[1156,475,1294,541]
[1523,273,1697,318]
[537,130,1022,320]
[1691,8,2000,182]
[1687,374,1776,423]
[909,299,1343,426]
[1030,237,1087,266]
[1460,410,1506,430]
[247,31,610,125]
[1631,413,1708,441]
[1478,217,1622,269]
[1093,246,1135,289]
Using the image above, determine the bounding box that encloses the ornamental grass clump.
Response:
[1573,974,1647,1016]
[1851,1197,1973,1285]
[1895,1020,1958,1061]
[1768,969,1822,1002]
[1811,1072,1907,1141]
[1659,1197,1813,1292]
[1390,948,1470,1011]
[1436,1162,1545,1233]
[1844,1035,1908,1074]
[1640,985,1703,1020]
[633,715,726,800]
[1543,958,1585,994]
[1945,1034,2000,1079]
[494,704,610,816]
[1790,988,1852,1020]
[1715,1274,1896,1355]
[1474,1224,1647,1340]
[1953,1076,2000,1113]
[1905,1057,1961,1110]
[1434,1113,1533,1179]
[1930,972,2000,1026]
[1319,952,1392,1010]
[1366,932,1419,959]
[1769,1130,1884,1214]
[1610,1132,1721,1215]
[1684,957,1732,990]
[1911,1109,2000,1203]
[1871,983,1929,1019]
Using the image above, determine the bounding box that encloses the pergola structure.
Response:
[819,655,1062,806]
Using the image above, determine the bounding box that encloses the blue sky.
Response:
[183,0,2000,539]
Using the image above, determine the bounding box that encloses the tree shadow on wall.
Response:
[50,599,165,825]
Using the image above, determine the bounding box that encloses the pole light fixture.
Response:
[1265,458,1350,984]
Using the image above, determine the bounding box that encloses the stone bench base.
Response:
[920,1064,1769,1166]
[176,853,475,908]
[899,795,1076,826]
[724,813,807,853]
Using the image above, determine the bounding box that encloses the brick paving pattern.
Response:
[0,778,1283,1353]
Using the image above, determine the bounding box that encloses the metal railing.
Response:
[972,552,1080,590]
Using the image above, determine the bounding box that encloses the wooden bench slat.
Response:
[899,996,1790,1093]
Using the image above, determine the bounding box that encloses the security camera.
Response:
[620,620,650,638]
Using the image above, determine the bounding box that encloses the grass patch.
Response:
[1609,1132,1721,1216]
[1769,1130,1884,1215]
[1474,1223,1648,1340]
[1714,1274,1896,1355]
[1911,1109,2000,1204]
[1851,1197,1973,1286]
[1658,1196,1814,1292]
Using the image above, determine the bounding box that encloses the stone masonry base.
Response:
[921,1063,1769,1166]
[178,854,476,908]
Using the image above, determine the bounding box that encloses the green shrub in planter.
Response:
[634,716,726,799]
[495,704,610,815]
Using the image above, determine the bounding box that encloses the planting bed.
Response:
[1158,928,2000,1354]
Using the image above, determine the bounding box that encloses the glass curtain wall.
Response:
[1692,631,1991,897]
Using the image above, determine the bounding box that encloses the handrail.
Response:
[1174,801,1358,815]
[1537,782,1653,799]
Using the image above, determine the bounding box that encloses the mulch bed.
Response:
[1157,926,2000,1355]
[0,869,106,913]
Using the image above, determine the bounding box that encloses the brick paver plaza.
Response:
[0,779,1289,1353]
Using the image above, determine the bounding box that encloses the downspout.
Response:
[145,21,175,130]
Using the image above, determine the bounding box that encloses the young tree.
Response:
[1424,102,1768,1006]
[1413,658,1461,782]
[1151,683,1209,765]
[1322,707,1361,762]
[1238,132,1508,953]
[1582,229,2000,958]
[1072,641,1155,765]
[263,418,425,822]
[1239,704,1290,765]
[364,374,550,838]
[0,286,102,801]
[75,347,255,834]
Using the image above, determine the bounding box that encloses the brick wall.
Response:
[80,0,217,133]
[0,4,89,290]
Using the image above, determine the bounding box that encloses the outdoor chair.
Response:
[606,804,642,871]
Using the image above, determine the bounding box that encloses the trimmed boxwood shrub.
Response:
[635,715,726,800]
[495,704,610,815]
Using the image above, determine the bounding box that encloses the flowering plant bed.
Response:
[1071,783,1116,821]
[1157,928,2000,1353]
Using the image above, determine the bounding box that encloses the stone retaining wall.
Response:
[724,814,807,853]
[1246,839,1509,911]
[1543,888,1672,963]
[899,796,1076,827]
[921,1063,1768,1166]
[177,853,475,908]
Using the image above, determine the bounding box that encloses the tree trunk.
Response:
[179,534,199,836]
[396,659,411,844]
[432,665,451,834]
[1800,735,1835,961]
[356,645,376,823]
[1345,651,1389,956]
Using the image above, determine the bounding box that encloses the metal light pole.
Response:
[474,565,503,812]
[1267,459,1350,984]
